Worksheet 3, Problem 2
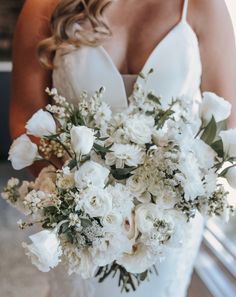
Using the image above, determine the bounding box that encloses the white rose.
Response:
[225,167,236,189]
[117,243,157,274]
[105,143,145,168]
[124,114,155,144]
[102,211,123,231]
[70,126,95,155]
[22,230,62,272]
[219,129,236,158]
[81,187,112,217]
[8,134,38,170]
[200,92,231,124]
[26,109,56,137]
[74,160,109,189]
[135,203,160,234]
[126,174,147,197]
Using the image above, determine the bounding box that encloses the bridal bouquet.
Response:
[2,71,235,292]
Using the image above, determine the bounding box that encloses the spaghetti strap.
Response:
[182,0,189,21]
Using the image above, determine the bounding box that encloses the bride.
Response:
[10,0,236,296]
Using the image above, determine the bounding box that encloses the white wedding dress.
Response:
[52,0,205,296]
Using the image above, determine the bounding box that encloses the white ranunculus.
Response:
[105,143,145,168]
[225,167,236,189]
[70,126,95,155]
[22,230,62,272]
[81,187,112,217]
[124,114,155,144]
[8,134,38,170]
[219,129,236,158]
[200,92,231,124]
[74,160,109,189]
[26,109,57,137]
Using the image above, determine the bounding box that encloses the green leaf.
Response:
[155,109,175,129]
[93,143,112,153]
[68,159,78,170]
[211,139,224,158]
[201,116,217,145]
[111,167,136,180]
[147,93,161,105]
[80,218,92,228]
[216,120,227,136]
[139,270,148,281]
[70,110,85,126]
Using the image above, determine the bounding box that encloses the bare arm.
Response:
[10,0,59,175]
[191,0,236,127]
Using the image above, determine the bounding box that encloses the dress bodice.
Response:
[52,1,202,112]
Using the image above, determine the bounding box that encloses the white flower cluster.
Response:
[2,82,235,290]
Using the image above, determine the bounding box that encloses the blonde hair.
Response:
[38,0,113,68]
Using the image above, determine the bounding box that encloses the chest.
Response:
[100,0,185,74]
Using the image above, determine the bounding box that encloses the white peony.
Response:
[219,129,236,158]
[225,167,236,189]
[81,187,112,217]
[70,126,95,155]
[26,109,57,137]
[22,230,62,272]
[200,92,231,124]
[105,143,145,168]
[8,134,38,170]
[74,160,109,189]
[124,114,155,144]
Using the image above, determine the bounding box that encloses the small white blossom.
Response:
[105,143,145,168]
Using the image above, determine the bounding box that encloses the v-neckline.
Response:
[98,20,196,106]
[99,20,188,80]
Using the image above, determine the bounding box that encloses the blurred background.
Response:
[0,1,236,297]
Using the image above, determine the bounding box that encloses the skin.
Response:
[11,0,236,173]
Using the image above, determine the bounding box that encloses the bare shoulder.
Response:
[14,0,59,45]
[190,0,234,39]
